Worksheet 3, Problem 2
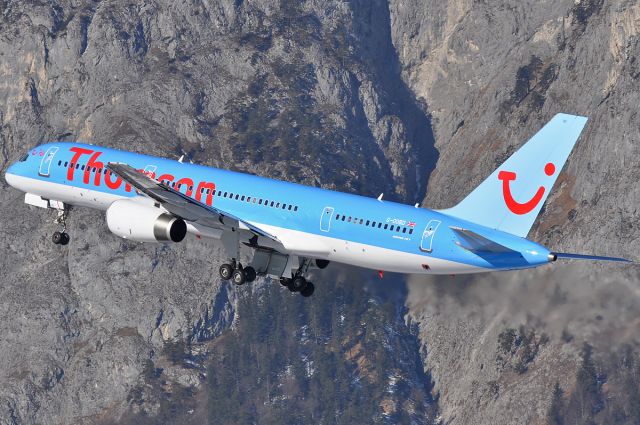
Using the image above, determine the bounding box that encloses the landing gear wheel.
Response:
[244,266,257,283]
[232,269,246,286]
[290,276,307,292]
[300,282,315,297]
[60,232,70,245]
[52,231,63,245]
[219,264,234,280]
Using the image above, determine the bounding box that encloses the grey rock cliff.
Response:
[390,0,640,423]
[0,0,435,423]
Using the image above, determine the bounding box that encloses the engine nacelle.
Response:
[106,199,187,243]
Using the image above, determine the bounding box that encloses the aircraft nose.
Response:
[5,163,20,188]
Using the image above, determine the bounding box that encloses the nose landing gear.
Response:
[52,231,70,245]
[52,209,70,246]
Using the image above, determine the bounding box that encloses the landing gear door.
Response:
[38,147,59,177]
[320,207,334,232]
[420,220,441,253]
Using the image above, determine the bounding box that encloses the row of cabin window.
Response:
[58,160,111,174]
[334,213,414,235]
[56,160,300,211]
[160,179,299,211]
[205,187,299,212]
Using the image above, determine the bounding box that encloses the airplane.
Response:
[3,113,633,297]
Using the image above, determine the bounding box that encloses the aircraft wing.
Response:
[106,162,281,243]
[449,226,516,253]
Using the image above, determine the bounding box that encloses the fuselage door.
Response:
[420,220,441,253]
[320,207,334,232]
[38,147,59,177]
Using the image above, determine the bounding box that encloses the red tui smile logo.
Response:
[498,162,555,215]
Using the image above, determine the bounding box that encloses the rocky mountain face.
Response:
[1,0,639,424]
[391,0,640,424]
[0,0,436,424]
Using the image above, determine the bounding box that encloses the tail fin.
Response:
[441,113,588,237]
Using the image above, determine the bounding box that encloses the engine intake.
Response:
[106,199,187,243]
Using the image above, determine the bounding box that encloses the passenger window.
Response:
[409,229,414,235]
[359,219,363,225]
[402,227,407,233]
[276,202,280,208]
[366,220,370,226]
[294,206,298,211]
[282,204,286,209]
[81,165,85,170]
[378,223,382,228]
[241,195,245,201]
[348,217,352,223]
[258,199,263,205]
[64,162,68,167]
[270,201,275,207]
[384,224,388,230]
[288,204,292,210]
[336,214,340,220]
[342,215,346,221]
[58,160,61,166]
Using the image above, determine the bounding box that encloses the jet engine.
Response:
[106,199,187,243]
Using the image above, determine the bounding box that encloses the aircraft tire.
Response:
[300,282,315,297]
[60,233,70,245]
[52,231,62,245]
[244,266,257,283]
[219,264,234,280]
[232,269,246,286]
[290,276,307,292]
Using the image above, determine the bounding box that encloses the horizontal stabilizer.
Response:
[450,227,515,253]
[551,252,633,263]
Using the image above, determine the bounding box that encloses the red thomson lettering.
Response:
[104,169,122,190]
[175,177,194,197]
[84,151,104,186]
[67,147,94,181]
[196,181,216,206]
[157,173,175,185]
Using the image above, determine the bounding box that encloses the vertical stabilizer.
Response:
[440,113,588,237]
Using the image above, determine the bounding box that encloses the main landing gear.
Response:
[219,260,256,286]
[52,209,70,246]
[280,276,315,297]
[279,258,315,297]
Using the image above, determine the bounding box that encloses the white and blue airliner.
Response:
[4,113,631,297]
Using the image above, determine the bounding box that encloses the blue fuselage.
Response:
[5,142,552,274]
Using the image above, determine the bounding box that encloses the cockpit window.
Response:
[18,153,29,162]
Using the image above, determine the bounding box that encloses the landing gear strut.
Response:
[52,209,70,246]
